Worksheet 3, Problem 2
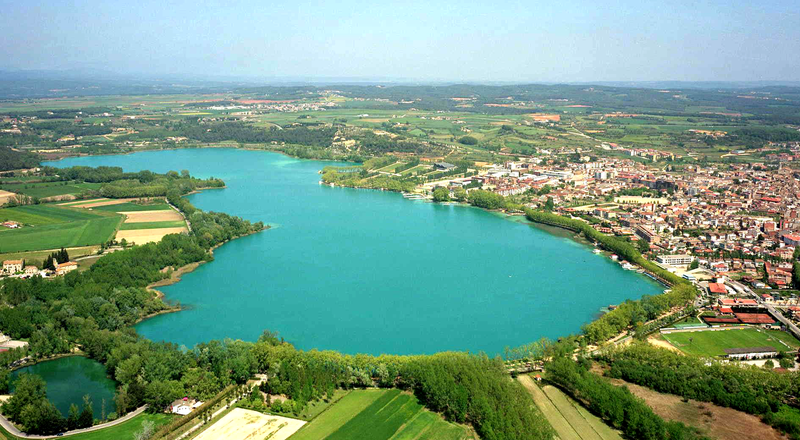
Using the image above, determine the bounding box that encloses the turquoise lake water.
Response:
[11,356,116,417]
[47,149,662,355]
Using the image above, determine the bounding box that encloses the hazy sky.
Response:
[3,0,799,82]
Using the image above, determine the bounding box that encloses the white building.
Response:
[656,254,695,266]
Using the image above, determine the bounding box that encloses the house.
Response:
[169,398,203,415]
[24,266,38,276]
[55,261,78,275]
[2,221,20,229]
[3,260,23,274]
[708,283,728,295]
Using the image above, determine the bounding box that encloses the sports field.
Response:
[0,204,122,252]
[289,389,474,440]
[195,408,305,440]
[661,328,800,357]
[518,375,622,440]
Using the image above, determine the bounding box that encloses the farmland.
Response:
[518,375,623,440]
[289,389,474,440]
[661,328,800,357]
[0,181,102,199]
[194,408,305,440]
[0,204,122,252]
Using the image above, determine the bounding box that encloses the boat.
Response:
[593,249,602,254]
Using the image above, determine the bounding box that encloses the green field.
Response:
[0,413,172,440]
[289,389,473,440]
[0,204,122,252]
[0,181,102,199]
[119,220,186,230]
[518,375,622,440]
[662,328,800,357]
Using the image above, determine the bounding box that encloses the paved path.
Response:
[0,405,147,439]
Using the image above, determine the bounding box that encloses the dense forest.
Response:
[0,146,39,171]
[174,121,336,147]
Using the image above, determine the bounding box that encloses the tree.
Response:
[453,187,467,202]
[544,197,555,211]
[458,136,478,145]
[78,395,94,428]
[19,399,65,435]
[3,373,47,421]
[133,420,156,440]
[432,187,450,202]
[688,259,699,270]
[67,404,80,430]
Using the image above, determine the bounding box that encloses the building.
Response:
[3,260,23,274]
[656,254,695,265]
[169,398,203,415]
[24,266,38,276]
[635,225,661,244]
[708,283,728,295]
[434,162,456,171]
[723,346,778,360]
[55,261,78,275]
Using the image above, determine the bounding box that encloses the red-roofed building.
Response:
[719,307,734,314]
[736,298,758,306]
[718,298,736,306]
[708,283,727,295]
[735,313,775,324]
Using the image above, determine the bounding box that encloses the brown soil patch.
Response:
[647,335,683,353]
[72,198,136,208]
[527,114,561,122]
[609,378,786,440]
[122,210,183,222]
[59,198,108,206]
[0,190,16,205]
[194,408,305,440]
[115,227,188,245]
[360,118,390,123]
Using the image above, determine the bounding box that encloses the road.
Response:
[0,405,147,439]
[728,280,800,340]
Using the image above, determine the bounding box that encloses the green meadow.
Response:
[0,204,122,252]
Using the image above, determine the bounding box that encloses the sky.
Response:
[2,0,799,83]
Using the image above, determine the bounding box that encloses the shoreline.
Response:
[139,227,268,324]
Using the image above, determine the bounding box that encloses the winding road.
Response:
[0,405,147,439]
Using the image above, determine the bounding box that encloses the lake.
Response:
[46,148,662,355]
[11,356,116,417]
